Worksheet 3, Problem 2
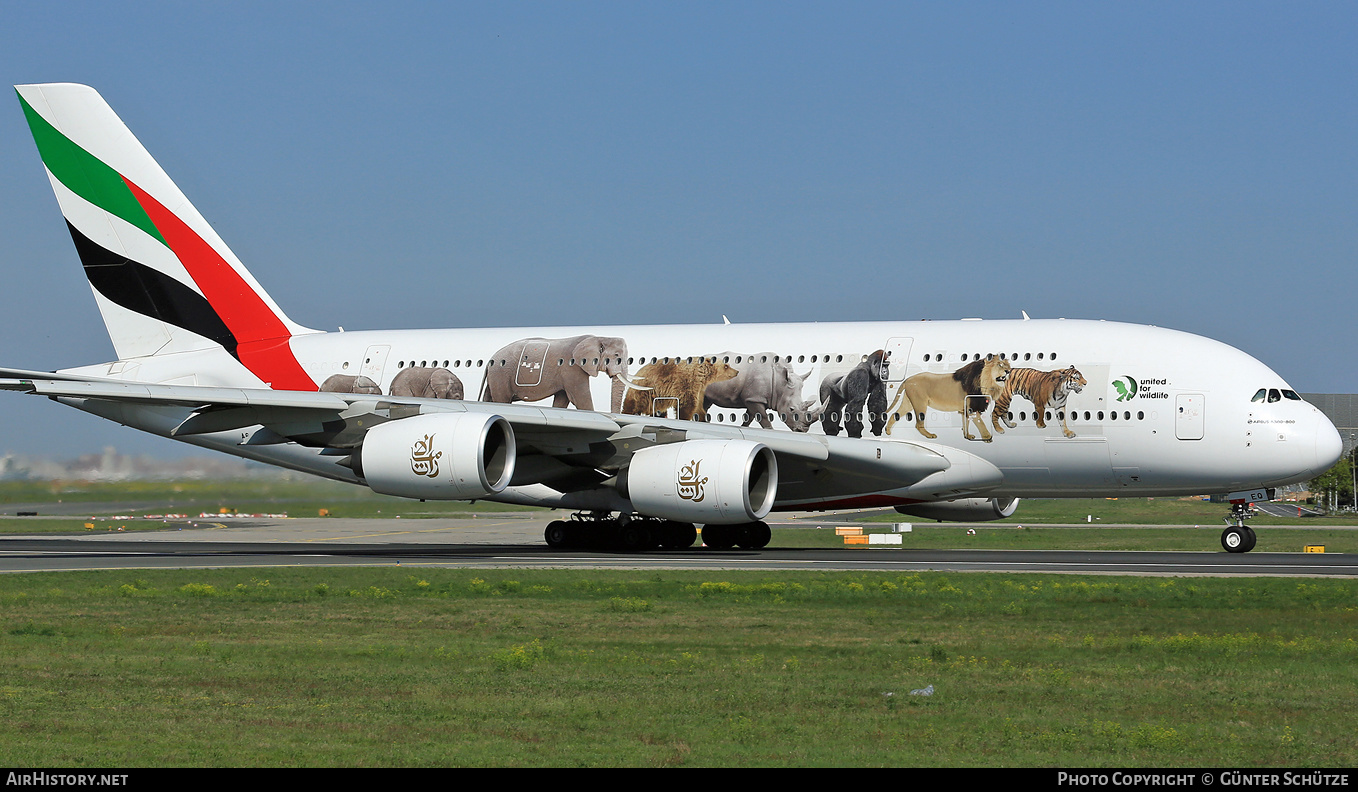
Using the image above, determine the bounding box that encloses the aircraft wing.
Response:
[0,375,1000,506]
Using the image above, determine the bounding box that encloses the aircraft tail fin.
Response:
[15,83,318,390]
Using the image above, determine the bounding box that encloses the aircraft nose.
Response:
[1314,410,1344,473]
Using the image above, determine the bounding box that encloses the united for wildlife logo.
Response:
[1113,376,1170,401]
[410,434,442,478]
[676,460,708,502]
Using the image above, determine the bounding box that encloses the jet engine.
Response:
[895,497,1019,522]
[356,412,516,500]
[621,439,777,524]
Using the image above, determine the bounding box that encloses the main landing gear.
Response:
[698,521,772,550]
[544,512,698,551]
[1221,503,1258,553]
[543,512,772,551]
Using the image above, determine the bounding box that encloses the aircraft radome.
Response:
[3,83,1342,553]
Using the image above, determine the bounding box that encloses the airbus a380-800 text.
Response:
[3,83,1342,553]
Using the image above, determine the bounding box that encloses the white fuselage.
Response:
[63,317,1343,509]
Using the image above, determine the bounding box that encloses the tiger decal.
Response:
[992,366,1087,438]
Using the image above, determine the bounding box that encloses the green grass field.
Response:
[0,478,533,521]
[3,481,1354,766]
[1,567,1354,767]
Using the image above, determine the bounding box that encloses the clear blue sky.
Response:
[1,2,1355,458]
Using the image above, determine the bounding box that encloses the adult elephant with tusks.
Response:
[479,335,647,412]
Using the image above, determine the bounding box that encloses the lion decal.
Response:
[885,355,1011,442]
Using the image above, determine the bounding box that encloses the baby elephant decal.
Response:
[480,335,645,412]
[390,366,464,400]
[819,349,889,438]
[319,374,383,395]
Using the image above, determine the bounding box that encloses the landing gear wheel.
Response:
[657,521,698,550]
[734,521,772,549]
[617,519,658,552]
[544,520,571,549]
[701,524,737,550]
[1221,525,1257,553]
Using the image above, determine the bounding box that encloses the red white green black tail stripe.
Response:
[15,83,317,390]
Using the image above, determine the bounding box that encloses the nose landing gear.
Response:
[1216,488,1274,553]
[1221,503,1258,553]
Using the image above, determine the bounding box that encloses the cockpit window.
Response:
[1282,390,1301,401]
[1268,389,1281,403]
[1251,389,1266,403]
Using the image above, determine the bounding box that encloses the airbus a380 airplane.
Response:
[3,83,1343,553]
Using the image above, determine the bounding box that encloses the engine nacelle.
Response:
[358,412,516,500]
[622,439,777,524]
[895,497,1018,522]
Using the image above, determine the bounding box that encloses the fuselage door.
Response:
[359,345,390,385]
[1176,393,1205,440]
[651,396,679,420]
[516,340,550,387]
[884,337,914,383]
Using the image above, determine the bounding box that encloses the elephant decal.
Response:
[319,374,383,395]
[479,335,645,412]
[703,353,818,431]
[819,349,889,438]
[390,366,464,400]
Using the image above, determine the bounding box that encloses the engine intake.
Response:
[358,412,516,500]
[895,497,1018,522]
[621,439,777,524]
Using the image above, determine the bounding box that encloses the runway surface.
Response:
[1,514,1354,577]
